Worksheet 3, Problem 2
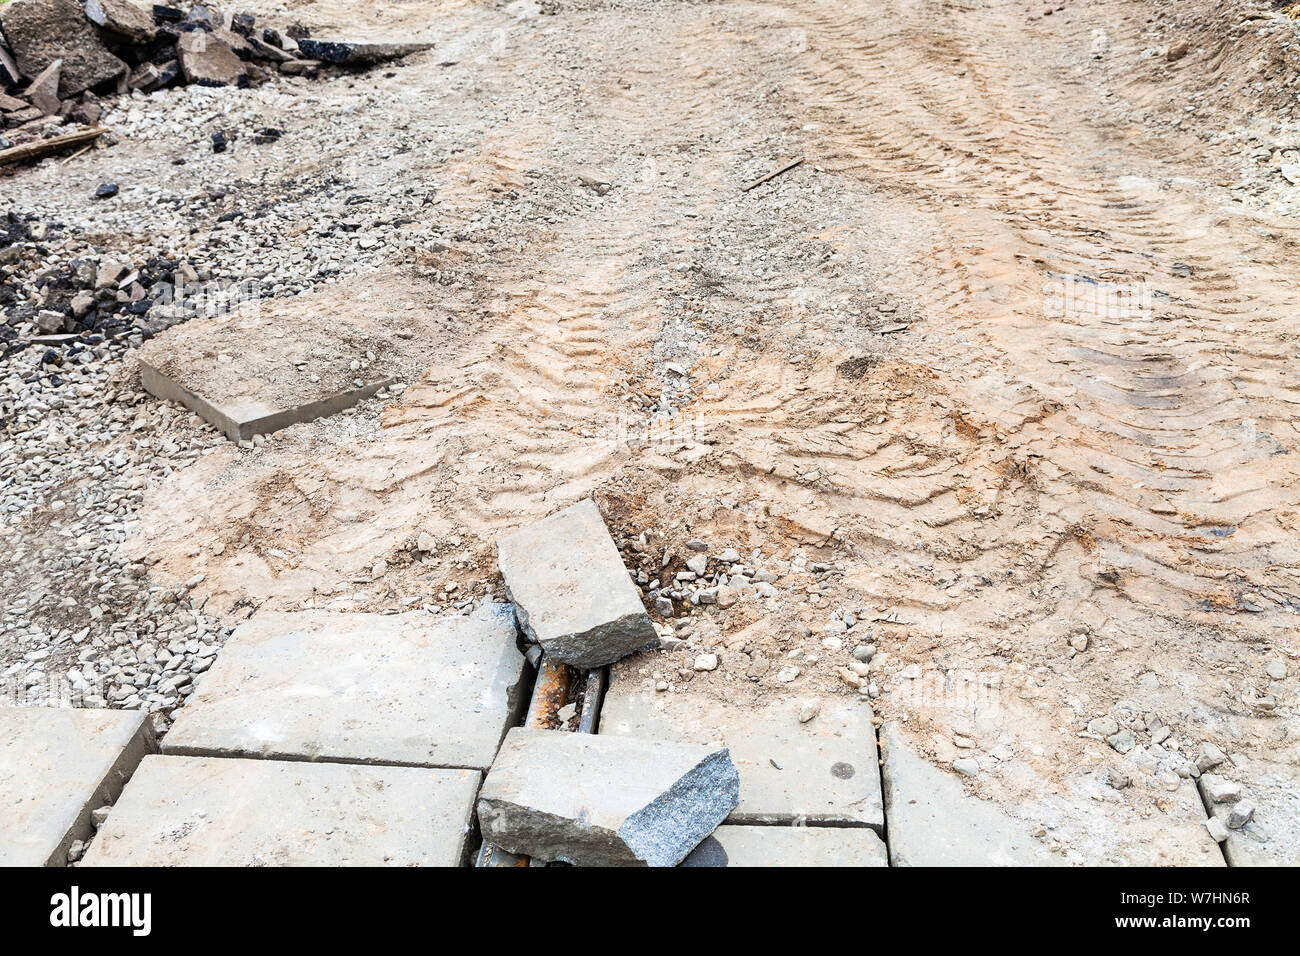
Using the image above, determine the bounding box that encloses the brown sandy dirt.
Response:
[12,0,1298,860]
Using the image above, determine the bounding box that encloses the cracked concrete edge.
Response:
[138,358,393,442]
[618,747,740,867]
[49,713,157,867]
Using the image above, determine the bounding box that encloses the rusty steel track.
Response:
[475,658,608,867]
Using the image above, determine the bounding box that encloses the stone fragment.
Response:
[0,0,126,96]
[23,57,60,114]
[83,0,157,43]
[1226,800,1255,830]
[477,728,739,867]
[1200,774,1242,805]
[1196,742,1226,772]
[1204,816,1229,843]
[177,29,245,87]
[497,499,656,668]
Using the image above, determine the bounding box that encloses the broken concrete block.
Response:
[498,499,656,668]
[0,707,155,866]
[164,604,525,770]
[294,38,435,66]
[681,825,888,867]
[601,675,884,829]
[177,29,245,87]
[23,58,60,114]
[0,0,127,96]
[478,727,739,866]
[82,756,481,866]
[83,0,157,43]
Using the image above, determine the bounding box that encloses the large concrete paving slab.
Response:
[0,707,154,866]
[164,603,525,770]
[880,721,1061,866]
[134,285,413,442]
[497,499,656,668]
[82,756,481,866]
[681,825,888,867]
[1200,758,1300,866]
[600,675,884,830]
[880,722,1223,866]
[477,727,739,867]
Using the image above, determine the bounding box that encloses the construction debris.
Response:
[0,1,438,167]
[0,0,126,97]
[294,38,436,66]
[0,125,105,165]
[477,728,740,866]
[498,499,658,668]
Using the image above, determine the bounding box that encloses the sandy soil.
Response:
[10,0,1299,858]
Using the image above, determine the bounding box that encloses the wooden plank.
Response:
[0,127,105,166]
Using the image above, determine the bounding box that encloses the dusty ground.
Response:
[5,0,1300,860]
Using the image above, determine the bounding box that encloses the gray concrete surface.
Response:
[164,603,525,770]
[82,755,481,866]
[477,727,739,867]
[0,707,154,866]
[880,721,1061,866]
[600,678,884,830]
[681,825,888,867]
[497,499,656,668]
[138,358,393,442]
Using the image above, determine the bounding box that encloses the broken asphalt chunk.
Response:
[0,0,127,97]
[83,0,158,44]
[477,728,739,867]
[294,38,435,66]
[498,498,657,668]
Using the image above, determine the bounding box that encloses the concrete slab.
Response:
[477,727,739,867]
[600,675,884,830]
[164,603,525,770]
[498,499,656,668]
[82,756,481,866]
[139,358,392,442]
[0,707,154,866]
[681,825,888,867]
[880,722,1060,866]
[1201,759,1300,866]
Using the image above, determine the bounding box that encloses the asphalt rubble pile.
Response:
[0,0,433,155]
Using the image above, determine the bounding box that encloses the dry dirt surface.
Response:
[5,0,1300,862]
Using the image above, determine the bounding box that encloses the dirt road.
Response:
[5,0,1298,861]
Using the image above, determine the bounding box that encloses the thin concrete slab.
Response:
[82,755,481,866]
[600,674,884,831]
[681,825,888,867]
[0,707,154,866]
[139,358,392,442]
[164,604,525,770]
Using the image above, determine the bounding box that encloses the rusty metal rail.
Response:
[476,657,607,867]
